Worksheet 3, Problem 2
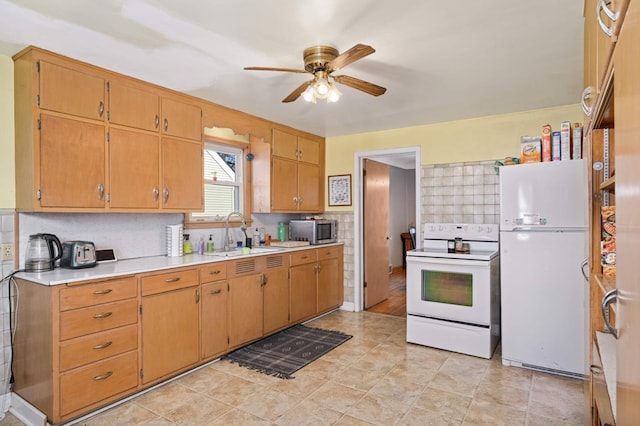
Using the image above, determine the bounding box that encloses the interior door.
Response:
[363,159,390,308]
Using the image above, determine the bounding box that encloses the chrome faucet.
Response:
[224,211,247,252]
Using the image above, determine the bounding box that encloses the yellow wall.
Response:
[325,103,583,211]
[0,55,15,209]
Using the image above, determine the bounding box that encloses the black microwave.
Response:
[289,219,337,244]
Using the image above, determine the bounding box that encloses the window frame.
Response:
[184,137,252,229]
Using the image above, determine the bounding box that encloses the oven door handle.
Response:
[407,257,490,267]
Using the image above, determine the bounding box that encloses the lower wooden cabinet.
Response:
[13,245,342,424]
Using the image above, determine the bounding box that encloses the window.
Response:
[188,140,247,224]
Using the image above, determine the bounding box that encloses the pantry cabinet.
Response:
[584,1,639,424]
[140,268,200,385]
[13,46,204,213]
[251,127,324,213]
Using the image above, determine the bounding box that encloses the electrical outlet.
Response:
[1,243,14,261]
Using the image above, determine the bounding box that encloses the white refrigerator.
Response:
[499,160,588,377]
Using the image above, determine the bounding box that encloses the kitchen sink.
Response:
[204,247,284,257]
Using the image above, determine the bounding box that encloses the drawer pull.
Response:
[590,365,604,375]
[209,270,221,275]
[93,289,113,295]
[210,289,222,295]
[93,371,113,381]
[301,255,308,259]
[93,341,113,350]
[165,277,181,283]
[93,312,113,319]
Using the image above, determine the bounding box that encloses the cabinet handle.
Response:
[210,289,222,295]
[293,196,299,206]
[93,289,113,295]
[301,255,308,259]
[298,150,303,160]
[209,270,221,275]
[590,365,604,375]
[99,101,104,117]
[597,0,616,37]
[164,118,169,131]
[163,188,170,203]
[298,197,302,206]
[164,277,180,283]
[601,288,618,338]
[93,341,113,350]
[93,312,113,319]
[581,87,593,117]
[155,115,159,129]
[97,183,105,200]
[195,288,200,304]
[93,371,113,381]
[153,187,159,202]
[263,274,268,286]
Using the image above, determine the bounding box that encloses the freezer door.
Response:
[499,160,587,230]
[500,230,588,376]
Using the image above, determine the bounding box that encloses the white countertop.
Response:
[15,243,341,286]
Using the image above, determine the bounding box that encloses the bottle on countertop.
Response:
[183,234,192,254]
[278,222,286,242]
[259,227,265,246]
[252,228,260,249]
[206,234,215,252]
[198,236,205,255]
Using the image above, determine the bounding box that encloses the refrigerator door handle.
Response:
[581,258,589,282]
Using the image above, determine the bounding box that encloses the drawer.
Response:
[60,277,137,311]
[60,299,138,341]
[199,263,227,283]
[141,268,198,296]
[290,249,317,266]
[317,246,340,261]
[60,350,138,416]
[59,324,138,372]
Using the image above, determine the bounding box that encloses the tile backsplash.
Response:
[421,160,499,225]
[0,210,15,412]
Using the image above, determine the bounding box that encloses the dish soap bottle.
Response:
[259,227,265,246]
[183,234,192,254]
[252,228,260,249]
[278,222,286,242]
[198,236,205,255]
[206,234,215,252]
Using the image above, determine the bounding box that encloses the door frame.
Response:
[353,146,421,312]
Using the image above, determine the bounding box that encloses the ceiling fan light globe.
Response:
[316,79,330,95]
[327,85,342,103]
[302,86,316,102]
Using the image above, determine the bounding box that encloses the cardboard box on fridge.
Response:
[520,136,541,164]
[560,121,572,160]
[541,124,552,162]
[572,123,583,160]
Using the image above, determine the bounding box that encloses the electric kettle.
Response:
[25,233,63,272]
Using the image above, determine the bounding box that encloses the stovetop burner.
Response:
[408,223,500,261]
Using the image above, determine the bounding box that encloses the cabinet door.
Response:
[161,98,202,141]
[109,81,160,132]
[109,128,160,209]
[271,157,298,211]
[39,61,105,121]
[289,263,317,323]
[228,274,263,348]
[317,257,341,313]
[39,114,106,208]
[297,162,322,212]
[297,137,320,165]
[201,282,227,359]
[263,268,289,334]
[161,137,203,211]
[272,128,298,160]
[141,286,200,384]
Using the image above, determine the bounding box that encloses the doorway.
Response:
[353,147,421,314]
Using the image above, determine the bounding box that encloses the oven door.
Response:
[406,256,491,326]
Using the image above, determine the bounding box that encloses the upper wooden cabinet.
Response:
[108,80,160,132]
[39,60,106,121]
[13,46,204,212]
[251,127,325,213]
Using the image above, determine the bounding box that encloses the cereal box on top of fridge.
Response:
[520,136,541,164]
[542,124,552,162]
[560,121,572,161]
[572,123,582,160]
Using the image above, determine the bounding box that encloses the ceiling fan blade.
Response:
[244,66,309,74]
[282,81,313,103]
[332,75,387,96]
[327,44,376,72]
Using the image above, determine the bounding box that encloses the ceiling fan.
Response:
[244,44,387,103]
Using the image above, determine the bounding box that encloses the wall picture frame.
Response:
[328,174,352,206]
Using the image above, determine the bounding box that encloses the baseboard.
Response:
[340,302,355,312]
[9,393,47,426]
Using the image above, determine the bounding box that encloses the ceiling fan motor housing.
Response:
[303,46,339,72]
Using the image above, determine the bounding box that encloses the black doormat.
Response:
[222,324,352,379]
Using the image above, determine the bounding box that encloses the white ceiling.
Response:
[0,0,585,138]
